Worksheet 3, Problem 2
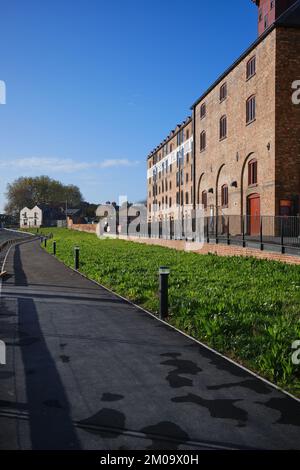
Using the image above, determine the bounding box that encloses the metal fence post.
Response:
[281,218,285,254]
[159,267,169,321]
[242,216,246,248]
[53,241,56,256]
[206,217,210,244]
[215,216,219,244]
[260,217,264,251]
[227,217,230,245]
[44,237,47,248]
[74,246,80,270]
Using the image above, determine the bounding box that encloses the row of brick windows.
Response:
[151,158,257,211]
[150,151,192,184]
[149,55,257,170]
[149,128,191,169]
[151,163,193,198]
[199,96,256,151]
[149,186,193,212]
[201,159,258,209]
[199,56,256,123]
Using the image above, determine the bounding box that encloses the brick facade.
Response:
[194,29,276,221]
[147,117,193,222]
[119,235,300,265]
[147,2,300,227]
[275,27,300,215]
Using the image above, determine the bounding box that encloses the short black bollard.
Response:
[159,266,170,321]
[44,237,47,248]
[74,246,80,270]
[53,241,56,256]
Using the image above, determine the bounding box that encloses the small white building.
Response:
[20,206,43,228]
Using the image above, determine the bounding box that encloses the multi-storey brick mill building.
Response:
[147,0,300,236]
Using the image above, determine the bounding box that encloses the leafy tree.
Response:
[5,176,83,215]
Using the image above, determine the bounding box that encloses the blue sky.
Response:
[0,0,257,211]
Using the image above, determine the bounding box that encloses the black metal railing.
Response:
[136,215,300,253]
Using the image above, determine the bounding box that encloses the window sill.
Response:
[200,148,206,153]
[248,183,258,188]
[220,97,227,104]
[246,72,256,82]
[219,136,227,142]
[246,118,256,126]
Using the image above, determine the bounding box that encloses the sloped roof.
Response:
[65,208,80,216]
[147,115,192,158]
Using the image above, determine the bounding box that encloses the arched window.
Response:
[246,56,256,80]
[200,131,206,151]
[202,190,207,209]
[220,83,227,102]
[200,103,206,119]
[221,184,228,207]
[246,95,256,124]
[248,159,258,185]
[220,115,227,140]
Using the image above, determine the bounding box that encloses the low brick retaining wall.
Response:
[68,223,97,233]
[119,236,300,265]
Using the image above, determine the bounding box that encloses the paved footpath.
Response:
[0,239,299,450]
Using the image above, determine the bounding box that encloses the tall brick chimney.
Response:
[252,0,298,36]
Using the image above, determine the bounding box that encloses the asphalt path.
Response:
[0,239,299,450]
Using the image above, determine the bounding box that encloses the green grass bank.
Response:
[30,227,300,397]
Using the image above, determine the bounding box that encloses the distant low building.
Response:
[20,206,43,228]
[66,208,88,228]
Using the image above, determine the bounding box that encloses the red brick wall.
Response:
[275,27,300,216]
[69,224,97,233]
[194,29,276,218]
[119,235,300,265]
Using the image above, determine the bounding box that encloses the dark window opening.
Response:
[220,115,227,140]
[220,83,227,102]
[246,56,256,80]
[248,159,258,186]
[246,95,256,124]
[221,184,228,208]
[200,131,206,151]
[200,103,206,119]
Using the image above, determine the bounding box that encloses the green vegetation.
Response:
[5,176,83,215]
[33,227,300,396]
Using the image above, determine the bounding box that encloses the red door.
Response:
[248,194,260,235]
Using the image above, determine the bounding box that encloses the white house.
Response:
[20,206,43,228]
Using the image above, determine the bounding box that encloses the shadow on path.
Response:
[13,245,80,449]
